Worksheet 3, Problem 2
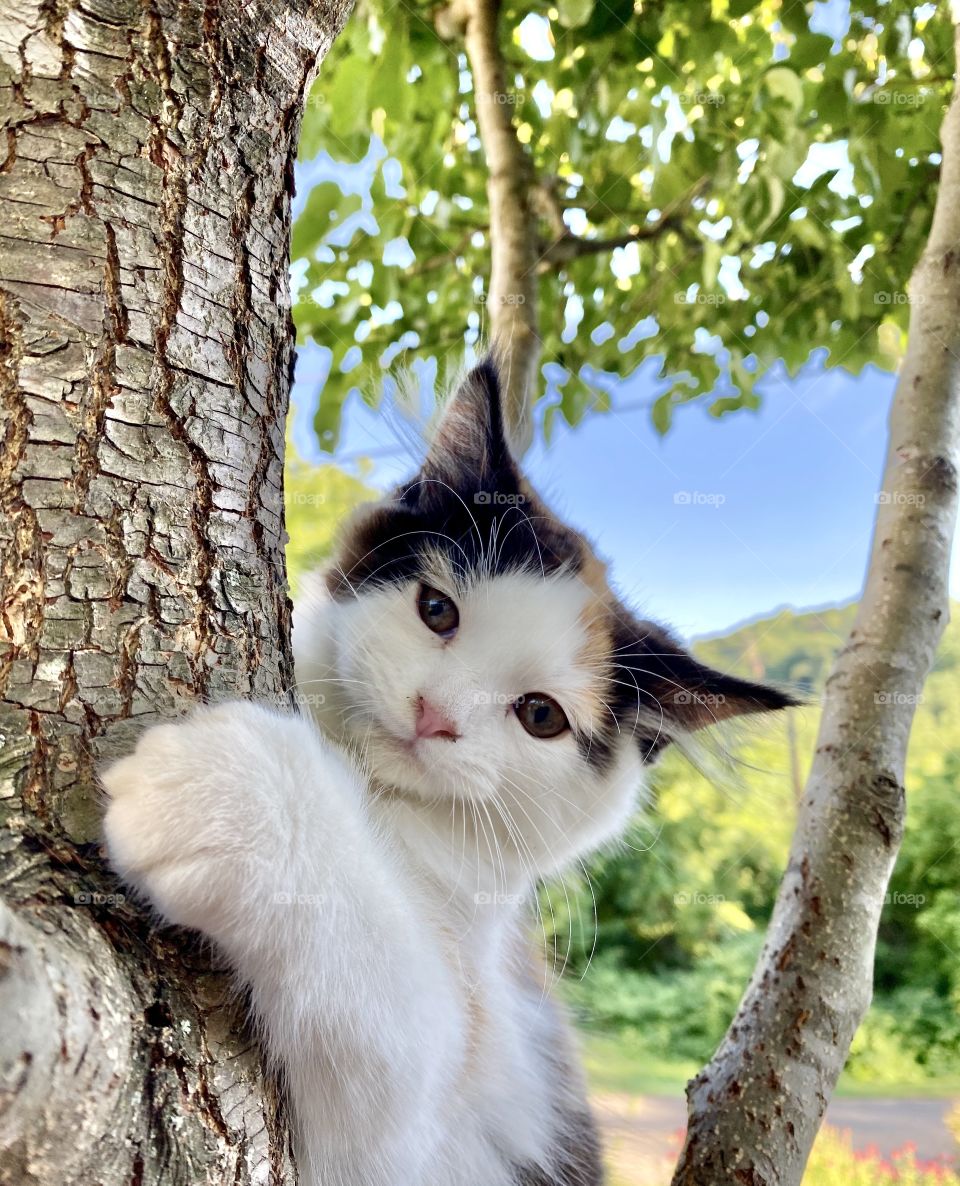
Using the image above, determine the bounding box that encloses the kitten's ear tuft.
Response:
[421,358,515,487]
[616,616,798,744]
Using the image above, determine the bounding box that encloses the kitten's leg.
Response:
[102,702,464,1186]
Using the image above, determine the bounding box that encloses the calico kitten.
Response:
[102,360,792,1186]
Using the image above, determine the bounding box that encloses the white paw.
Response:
[101,702,274,935]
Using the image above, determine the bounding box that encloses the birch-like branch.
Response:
[537,215,684,268]
[671,23,960,1185]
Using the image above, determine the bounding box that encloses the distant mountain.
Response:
[694,601,959,696]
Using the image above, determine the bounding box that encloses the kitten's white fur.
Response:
[102,559,645,1185]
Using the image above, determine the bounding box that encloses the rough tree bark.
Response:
[671,24,960,1186]
[0,0,351,1181]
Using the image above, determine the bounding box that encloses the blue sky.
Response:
[290,345,960,639]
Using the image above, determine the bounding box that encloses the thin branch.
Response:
[537,213,684,268]
[535,176,708,270]
[459,0,540,450]
[671,20,960,1186]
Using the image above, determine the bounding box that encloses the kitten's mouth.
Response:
[345,710,450,782]
[370,719,425,763]
[374,720,461,784]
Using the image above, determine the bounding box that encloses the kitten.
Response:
[102,360,792,1186]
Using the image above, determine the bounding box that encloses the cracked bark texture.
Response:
[671,24,960,1186]
[0,0,352,1181]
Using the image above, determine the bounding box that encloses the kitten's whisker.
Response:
[497,773,577,989]
[487,793,555,997]
[487,791,557,996]
[573,855,600,985]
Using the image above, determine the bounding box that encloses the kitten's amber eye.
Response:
[514,694,569,739]
[417,585,459,637]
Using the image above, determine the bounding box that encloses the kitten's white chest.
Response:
[375,813,562,1177]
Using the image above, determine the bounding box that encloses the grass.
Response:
[581,1034,698,1097]
[581,1032,960,1100]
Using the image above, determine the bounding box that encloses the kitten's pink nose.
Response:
[415,696,459,741]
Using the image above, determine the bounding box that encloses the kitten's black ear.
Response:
[616,617,797,743]
[421,358,516,488]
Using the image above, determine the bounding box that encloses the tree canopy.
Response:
[293,0,951,451]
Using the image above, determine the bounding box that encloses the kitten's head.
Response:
[318,361,793,866]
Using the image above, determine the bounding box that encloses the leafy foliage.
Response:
[284,443,378,591]
[294,0,951,449]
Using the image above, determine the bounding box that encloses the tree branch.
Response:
[671,20,960,1186]
[460,0,540,451]
[534,175,708,269]
[537,214,684,269]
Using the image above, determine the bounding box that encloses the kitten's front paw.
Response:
[101,703,267,935]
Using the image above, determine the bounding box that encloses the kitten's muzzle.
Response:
[414,696,460,741]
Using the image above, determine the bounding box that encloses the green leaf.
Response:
[763,66,804,113]
[557,0,593,28]
[370,24,411,119]
[292,183,362,260]
[561,375,593,425]
[580,0,631,39]
[790,32,834,70]
[587,174,632,219]
[652,393,673,435]
[651,161,694,208]
[701,241,722,290]
[327,56,372,140]
[313,370,354,453]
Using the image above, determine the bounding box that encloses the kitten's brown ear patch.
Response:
[324,499,420,598]
[422,358,514,488]
[608,611,797,755]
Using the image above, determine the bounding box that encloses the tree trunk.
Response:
[0,0,351,1180]
[672,23,960,1186]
